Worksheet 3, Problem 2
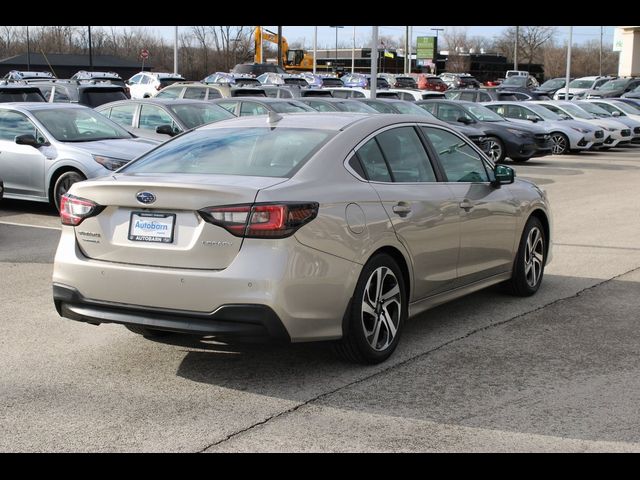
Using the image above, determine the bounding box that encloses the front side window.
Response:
[32,107,132,141]
[0,110,40,141]
[376,127,436,183]
[436,103,469,123]
[138,105,178,131]
[422,127,489,183]
[169,104,234,129]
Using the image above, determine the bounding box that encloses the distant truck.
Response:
[506,70,530,78]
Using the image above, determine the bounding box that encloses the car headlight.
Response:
[571,127,590,133]
[92,155,129,171]
[506,128,530,138]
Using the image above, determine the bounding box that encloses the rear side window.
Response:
[459,92,476,101]
[356,138,391,182]
[217,101,237,114]
[376,127,436,183]
[306,101,335,112]
[331,90,349,99]
[240,102,269,116]
[205,89,222,100]
[107,104,137,127]
[184,87,207,100]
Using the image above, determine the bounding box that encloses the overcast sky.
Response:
[106,26,615,49]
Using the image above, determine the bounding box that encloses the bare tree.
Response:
[498,26,556,69]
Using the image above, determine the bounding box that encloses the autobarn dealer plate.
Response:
[128,212,176,243]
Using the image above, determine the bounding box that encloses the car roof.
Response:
[0,102,89,111]
[214,96,305,104]
[97,98,219,108]
[198,112,433,132]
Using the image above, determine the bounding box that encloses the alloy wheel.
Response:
[487,139,503,162]
[551,134,567,154]
[361,267,402,351]
[524,226,544,288]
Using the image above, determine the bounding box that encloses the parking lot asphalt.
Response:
[1,146,640,452]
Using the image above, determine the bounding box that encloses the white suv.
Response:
[127,72,185,99]
[553,76,615,101]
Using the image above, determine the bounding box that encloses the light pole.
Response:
[88,26,93,71]
[431,28,444,75]
[599,26,603,76]
[514,25,519,70]
[329,26,343,72]
[26,26,31,71]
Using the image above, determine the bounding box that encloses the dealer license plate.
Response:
[128,212,176,243]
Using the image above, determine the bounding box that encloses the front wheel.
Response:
[335,254,407,364]
[504,217,546,296]
[485,136,506,163]
[53,171,86,211]
[550,132,569,155]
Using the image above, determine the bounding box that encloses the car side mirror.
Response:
[493,164,515,186]
[15,134,42,147]
[526,115,539,122]
[612,111,621,117]
[156,124,178,136]
[457,116,473,125]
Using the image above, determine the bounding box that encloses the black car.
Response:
[27,79,128,108]
[533,77,569,97]
[0,82,47,102]
[586,77,640,99]
[416,99,553,163]
[319,77,344,87]
[497,76,551,100]
[393,76,418,89]
[231,63,287,77]
[357,98,489,152]
[622,84,640,99]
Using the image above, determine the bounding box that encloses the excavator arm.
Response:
[254,26,289,64]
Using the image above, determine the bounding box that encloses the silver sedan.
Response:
[0,103,159,210]
[53,113,553,364]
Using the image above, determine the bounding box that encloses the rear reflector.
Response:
[199,202,319,238]
[60,194,104,226]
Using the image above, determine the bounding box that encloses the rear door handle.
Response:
[459,200,474,211]
[392,204,412,217]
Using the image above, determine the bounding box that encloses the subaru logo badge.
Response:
[136,191,156,204]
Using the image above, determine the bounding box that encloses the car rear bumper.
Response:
[53,283,290,342]
[52,227,361,342]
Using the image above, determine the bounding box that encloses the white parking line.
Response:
[0,220,61,231]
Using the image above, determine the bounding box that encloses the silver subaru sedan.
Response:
[52,113,552,364]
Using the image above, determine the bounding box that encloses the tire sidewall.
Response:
[513,217,546,295]
[53,171,85,211]
[347,254,408,363]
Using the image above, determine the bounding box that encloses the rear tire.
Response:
[334,254,407,364]
[125,325,172,338]
[504,217,546,297]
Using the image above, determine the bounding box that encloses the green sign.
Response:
[416,36,436,60]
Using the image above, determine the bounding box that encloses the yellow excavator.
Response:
[254,26,314,71]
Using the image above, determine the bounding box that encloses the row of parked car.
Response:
[2,67,640,213]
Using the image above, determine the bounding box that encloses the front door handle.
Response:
[459,200,474,211]
[392,203,412,217]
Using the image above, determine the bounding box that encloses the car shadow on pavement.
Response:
[0,198,58,217]
[164,271,640,446]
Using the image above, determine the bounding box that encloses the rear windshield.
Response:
[0,91,45,102]
[159,79,184,88]
[321,78,343,87]
[284,78,309,87]
[122,127,335,178]
[232,89,267,97]
[80,89,128,107]
[269,102,313,113]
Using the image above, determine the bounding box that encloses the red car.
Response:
[417,75,448,92]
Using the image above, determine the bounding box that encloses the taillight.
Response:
[60,194,104,226]
[199,202,319,239]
